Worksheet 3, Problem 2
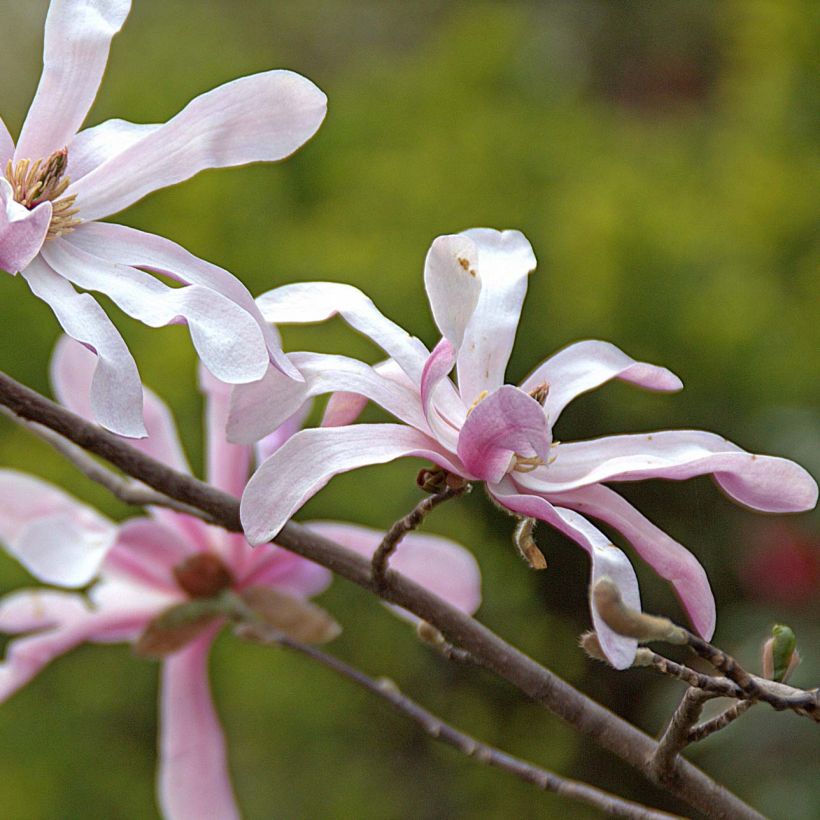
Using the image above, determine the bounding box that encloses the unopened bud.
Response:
[417,466,448,493]
[592,577,686,644]
[762,624,800,682]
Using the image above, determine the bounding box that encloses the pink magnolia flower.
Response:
[0,338,481,819]
[233,228,818,668]
[0,0,326,437]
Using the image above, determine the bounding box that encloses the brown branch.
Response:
[237,624,681,820]
[688,701,755,743]
[371,481,468,587]
[0,370,766,820]
[650,689,713,782]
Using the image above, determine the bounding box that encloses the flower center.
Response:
[173,552,235,598]
[5,147,81,239]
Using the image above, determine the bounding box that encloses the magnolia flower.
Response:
[0,0,326,437]
[233,228,818,668]
[0,338,481,819]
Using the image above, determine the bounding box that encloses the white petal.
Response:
[16,0,131,161]
[21,258,146,437]
[0,117,13,167]
[456,228,536,402]
[68,118,161,181]
[70,70,326,221]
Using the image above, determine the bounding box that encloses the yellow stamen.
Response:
[466,389,489,416]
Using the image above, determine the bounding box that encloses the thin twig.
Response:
[650,689,713,781]
[371,482,468,587]
[0,369,767,820]
[635,649,744,698]
[238,624,682,820]
[688,701,755,743]
[1,408,218,523]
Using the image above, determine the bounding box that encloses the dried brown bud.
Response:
[135,601,221,659]
[513,517,547,569]
[416,466,448,493]
[238,586,341,645]
[528,381,550,406]
[174,552,234,598]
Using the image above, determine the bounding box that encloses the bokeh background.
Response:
[0,1,818,817]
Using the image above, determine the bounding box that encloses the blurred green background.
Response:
[0,0,818,817]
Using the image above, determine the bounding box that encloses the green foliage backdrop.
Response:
[0,1,817,817]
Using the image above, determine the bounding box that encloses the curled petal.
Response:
[304,521,481,617]
[549,483,715,639]
[42,238,269,384]
[256,282,429,381]
[0,179,52,274]
[71,70,327,222]
[457,386,550,483]
[520,430,819,513]
[0,470,116,587]
[520,340,683,427]
[50,335,190,473]
[241,424,465,544]
[66,223,296,379]
[490,480,640,669]
[15,0,131,161]
[22,258,145,437]
[456,229,536,402]
[158,630,240,820]
[423,234,482,348]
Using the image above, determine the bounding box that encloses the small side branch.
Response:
[372,479,468,587]
[239,624,681,820]
[688,701,755,743]
[650,689,713,782]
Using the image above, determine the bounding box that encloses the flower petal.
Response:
[548,483,715,639]
[21,257,145,437]
[71,70,326,222]
[68,118,161,181]
[0,469,117,587]
[50,335,190,473]
[158,630,240,820]
[519,430,819,513]
[0,178,52,274]
[490,480,640,669]
[520,340,684,427]
[0,117,13,167]
[67,222,297,379]
[304,521,482,617]
[43,237,269,384]
[256,282,429,381]
[457,386,550,483]
[424,234,482,348]
[419,339,465,450]
[241,424,465,544]
[15,0,131,161]
[456,229,536,402]
[240,545,332,599]
[254,402,312,464]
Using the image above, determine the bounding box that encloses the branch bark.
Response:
[0,370,765,819]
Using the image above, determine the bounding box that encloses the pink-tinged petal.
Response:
[256,282,429,381]
[548,483,715,639]
[490,480,640,669]
[15,0,131,161]
[424,234,482,348]
[43,238,269,384]
[419,339,464,450]
[158,630,239,820]
[68,119,161,181]
[0,117,13,166]
[456,229,536,402]
[229,352,429,445]
[87,576,180,629]
[102,518,196,593]
[0,470,116,587]
[457,386,550,483]
[67,223,297,379]
[255,402,312,464]
[520,340,683,427]
[0,602,149,704]
[0,178,52,274]
[240,545,332,599]
[21,258,145,437]
[199,367,251,497]
[305,521,481,617]
[519,430,819,513]
[0,589,89,634]
[71,70,326,222]
[50,335,191,473]
[241,424,465,545]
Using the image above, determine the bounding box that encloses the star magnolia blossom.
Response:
[232,228,818,669]
[0,338,481,819]
[0,0,327,437]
